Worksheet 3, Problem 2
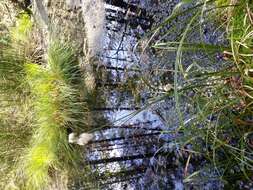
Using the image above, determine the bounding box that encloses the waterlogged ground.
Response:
[83,1,228,189]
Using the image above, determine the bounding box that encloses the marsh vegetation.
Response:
[0,0,253,189]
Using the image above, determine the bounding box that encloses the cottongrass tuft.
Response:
[68,132,94,146]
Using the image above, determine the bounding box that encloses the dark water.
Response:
[83,1,227,189]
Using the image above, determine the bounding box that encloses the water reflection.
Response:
[83,0,223,189]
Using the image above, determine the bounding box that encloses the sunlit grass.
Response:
[0,12,34,189]
[10,12,33,42]
[0,11,91,189]
[19,42,88,189]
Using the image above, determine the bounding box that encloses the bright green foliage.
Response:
[216,0,230,6]
[10,13,33,42]
[0,11,89,189]
[21,43,86,189]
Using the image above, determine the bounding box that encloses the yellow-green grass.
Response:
[10,12,33,42]
[20,42,86,189]
[0,12,34,189]
[0,11,88,189]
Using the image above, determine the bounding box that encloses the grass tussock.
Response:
[0,11,91,190]
[19,42,88,190]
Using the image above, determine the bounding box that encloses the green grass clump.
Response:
[20,42,87,189]
[0,11,90,189]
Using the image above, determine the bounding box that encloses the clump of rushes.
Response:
[0,11,89,189]
[146,0,253,187]
[19,42,87,189]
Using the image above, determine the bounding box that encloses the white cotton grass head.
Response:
[68,132,93,146]
[68,133,77,144]
[76,133,94,146]
[82,0,105,57]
